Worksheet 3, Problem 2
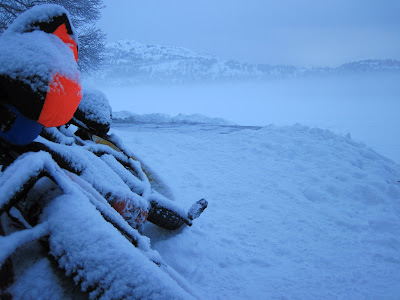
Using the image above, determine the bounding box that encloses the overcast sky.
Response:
[98,0,400,67]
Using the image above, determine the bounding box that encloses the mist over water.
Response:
[95,0,400,164]
[99,0,400,67]
[96,74,400,163]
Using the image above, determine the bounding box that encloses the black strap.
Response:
[29,14,74,35]
[0,221,14,298]
[0,74,47,122]
[0,104,17,133]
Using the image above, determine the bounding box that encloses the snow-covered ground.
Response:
[93,74,400,298]
[2,72,399,298]
[112,119,400,299]
[2,4,399,299]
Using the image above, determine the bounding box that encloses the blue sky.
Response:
[98,0,400,67]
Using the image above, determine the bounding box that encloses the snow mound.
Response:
[112,111,235,126]
[78,88,112,125]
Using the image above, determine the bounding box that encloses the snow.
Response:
[113,111,234,126]
[0,223,49,267]
[0,151,53,208]
[1,150,195,299]
[79,88,112,126]
[107,40,215,61]
[41,194,193,299]
[1,110,399,298]
[37,137,150,221]
[3,82,399,298]
[0,5,79,93]
[0,32,79,92]
[1,27,399,297]
[111,120,400,299]
[98,74,400,164]
[87,38,400,86]
[5,5,77,42]
[9,259,67,299]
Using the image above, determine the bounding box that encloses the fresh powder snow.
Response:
[1,109,400,299]
[1,6,399,296]
[0,5,79,93]
[110,117,400,299]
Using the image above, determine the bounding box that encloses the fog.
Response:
[96,2,400,163]
[99,0,400,66]
[98,74,400,164]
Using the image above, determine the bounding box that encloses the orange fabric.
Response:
[52,24,78,62]
[37,23,81,127]
[111,199,149,225]
[111,200,128,215]
[38,74,81,127]
[135,210,149,224]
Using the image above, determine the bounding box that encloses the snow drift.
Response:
[113,119,400,299]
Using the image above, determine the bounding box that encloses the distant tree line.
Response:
[0,0,106,73]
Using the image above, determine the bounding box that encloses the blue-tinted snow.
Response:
[5,4,77,42]
[100,75,400,164]
[79,88,113,126]
[0,5,79,93]
[113,120,400,299]
[0,150,193,299]
[1,113,399,298]
[113,111,234,126]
